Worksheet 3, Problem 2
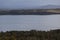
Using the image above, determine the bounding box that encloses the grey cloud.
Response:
[0,0,60,9]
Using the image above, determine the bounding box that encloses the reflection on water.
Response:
[0,15,60,31]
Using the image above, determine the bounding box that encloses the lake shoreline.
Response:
[0,12,60,15]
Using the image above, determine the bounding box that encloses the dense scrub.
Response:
[0,29,60,40]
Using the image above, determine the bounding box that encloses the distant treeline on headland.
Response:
[0,29,60,40]
[0,9,60,15]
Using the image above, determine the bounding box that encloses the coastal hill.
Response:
[0,9,60,15]
[0,5,60,15]
[40,5,60,9]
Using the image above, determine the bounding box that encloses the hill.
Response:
[0,9,60,15]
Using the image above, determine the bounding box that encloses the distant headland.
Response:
[0,9,60,15]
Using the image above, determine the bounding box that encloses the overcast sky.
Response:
[0,0,60,9]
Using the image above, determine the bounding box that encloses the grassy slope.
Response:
[45,9,60,13]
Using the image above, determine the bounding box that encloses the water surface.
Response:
[0,15,60,31]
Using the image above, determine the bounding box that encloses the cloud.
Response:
[0,0,60,9]
[0,0,40,9]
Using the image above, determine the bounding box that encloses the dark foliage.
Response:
[0,29,60,40]
[0,10,60,15]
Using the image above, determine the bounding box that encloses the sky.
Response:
[0,0,60,9]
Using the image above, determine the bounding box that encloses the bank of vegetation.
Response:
[0,29,60,40]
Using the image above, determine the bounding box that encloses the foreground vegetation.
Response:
[0,29,60,40]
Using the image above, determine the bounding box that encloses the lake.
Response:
[0,15,60,32]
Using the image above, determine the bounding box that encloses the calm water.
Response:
[0,15,60,31]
